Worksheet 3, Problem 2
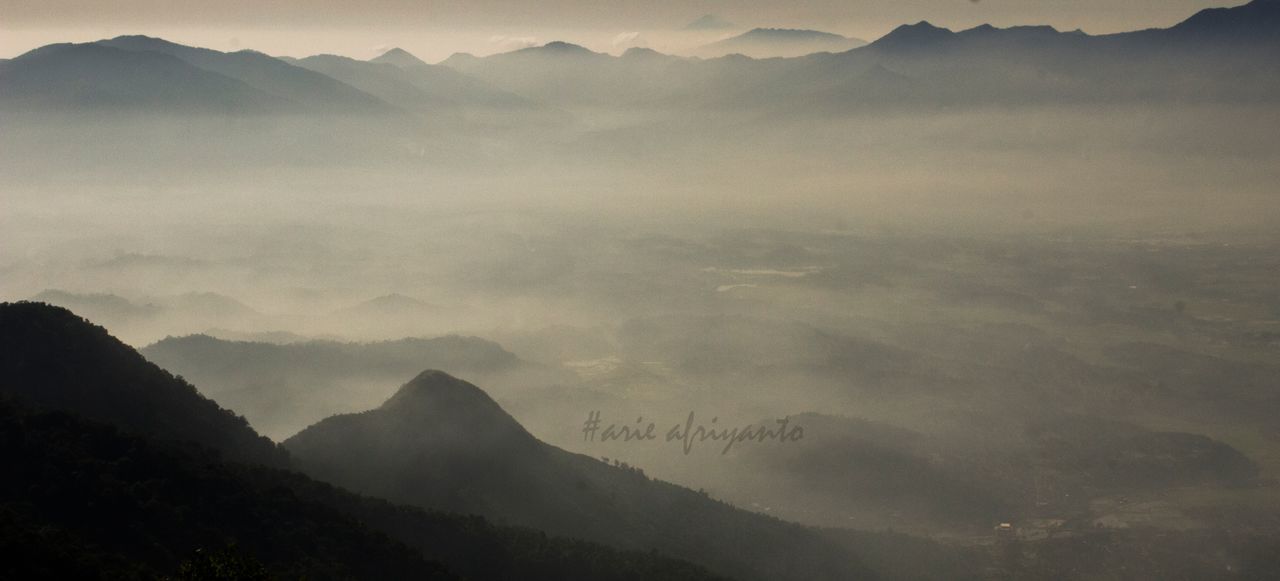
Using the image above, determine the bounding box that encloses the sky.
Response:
[0,0,1244,61]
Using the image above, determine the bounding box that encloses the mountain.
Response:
[1134,0,1280,46]
[696,28,867,58]
[439,0,1280,113]
[30,289,161,324]
[0,302,288,467]
[142,334,522,386]
[334,292,446,319]
[28,289,262,346]
[11,1,1276,123]
[164,292,259,318]
[371,47,428,68]
[1,37,434,171]
[95,35,399,116]
[739,1,1280,111]
[0,303,729,580]
[0,43,286,113]
[284,370,962,581]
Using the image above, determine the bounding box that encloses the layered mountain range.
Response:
[1,1,1276,118]
[0,302,978,580]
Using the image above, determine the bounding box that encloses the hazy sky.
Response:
[0,0,1242,60]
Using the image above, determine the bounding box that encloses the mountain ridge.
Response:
[284,370,927,581]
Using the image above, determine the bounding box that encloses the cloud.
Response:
[488,35,539,51]
[685,14,736,30]
[611,31,647,48]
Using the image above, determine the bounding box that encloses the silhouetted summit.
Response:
[385,370,506,412]
[371,47,428,68]
[376,370,535,444]
[868,21,955,51]
[1165,0,1280,43]
[524,41,600,56]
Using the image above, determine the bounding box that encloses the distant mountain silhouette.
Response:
[336,292,443,316]
[371,47,428,68]
[441,0,1279,111]
[144,334,521,385]
[28,289,260,345]
[6,1,1277,142]
[697,28,867,58]
[95,35,399,115]
[0,43,286,113]
[31,289,161,321]
[283,370,933,581]
[0,36,440,167]
[1136,0,1280,45]
[164,291,259,318]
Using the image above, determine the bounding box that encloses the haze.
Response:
[2,0,1279,578]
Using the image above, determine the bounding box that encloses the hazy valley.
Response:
[2,1,1280,579]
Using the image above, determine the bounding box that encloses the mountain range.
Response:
[2,1,1275,119]
[0,302,766,579]
[140,332,538,438]
[0,301,980,579]
[1,0,1277,170]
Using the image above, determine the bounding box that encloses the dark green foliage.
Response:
[0,400,729,581]
[0,401,453,581]
[0,301,289,467]
[171,546,271,581]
